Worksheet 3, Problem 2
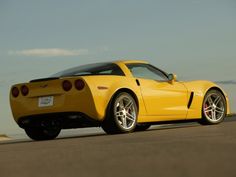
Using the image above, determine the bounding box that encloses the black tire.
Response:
[200,89,226,125]
[102,92,138,134]
[25,126,61,141]
[135,123,151,132]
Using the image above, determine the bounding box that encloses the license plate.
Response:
[38,96,54,107]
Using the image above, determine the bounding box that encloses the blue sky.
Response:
[0,0,235,134]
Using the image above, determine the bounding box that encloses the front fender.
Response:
[183,80,230,119]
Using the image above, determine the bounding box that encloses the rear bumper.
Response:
[17,112,101,129]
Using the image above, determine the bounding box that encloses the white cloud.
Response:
[8,48,89,57]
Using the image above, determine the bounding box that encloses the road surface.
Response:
[0,116,236,177]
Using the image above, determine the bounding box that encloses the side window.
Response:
[126,64,168,81]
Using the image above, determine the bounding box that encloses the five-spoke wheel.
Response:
[201,90,226,124]
[102,92,138,134]
[114,93,137,130]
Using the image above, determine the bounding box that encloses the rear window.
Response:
[51,63,125,77]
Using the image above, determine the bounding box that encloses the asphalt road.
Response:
[1,116,236,177]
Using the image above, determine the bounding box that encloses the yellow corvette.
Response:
[10,60,230,140]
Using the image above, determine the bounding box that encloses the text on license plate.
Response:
[38,96,54,107]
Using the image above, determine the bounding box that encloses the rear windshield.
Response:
[51,63,125,77]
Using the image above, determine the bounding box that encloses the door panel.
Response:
[125,63,188,121]
[138,78,188,119]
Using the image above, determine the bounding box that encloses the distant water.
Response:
[218,84,236,113]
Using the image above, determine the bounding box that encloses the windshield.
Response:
[51,62,125,77]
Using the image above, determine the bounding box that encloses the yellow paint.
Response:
[10,60,230,125]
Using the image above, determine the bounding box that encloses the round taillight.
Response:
[12,87,19,97]
[62,80,72,91]
[21,85,29,96]
[75,79,85,90]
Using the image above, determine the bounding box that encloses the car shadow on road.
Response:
[1,115,235,145]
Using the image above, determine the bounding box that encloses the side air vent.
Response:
[136,79,140,86]
[187,92,194,109]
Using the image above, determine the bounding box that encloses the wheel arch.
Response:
[205,86,227,103]
[104,88,139,121]
[200,86,228,124]
[202,86,229,116]
[101,88,139,134]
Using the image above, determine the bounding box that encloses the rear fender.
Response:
[83,76,146,121]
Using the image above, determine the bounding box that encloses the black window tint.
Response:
[51,63,125,77]
[126,64,168,81]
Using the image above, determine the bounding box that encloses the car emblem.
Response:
[40,84,48,88]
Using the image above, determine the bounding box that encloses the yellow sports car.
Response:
[10,60,230,140]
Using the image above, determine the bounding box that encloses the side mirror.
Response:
[168,73,177,83]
